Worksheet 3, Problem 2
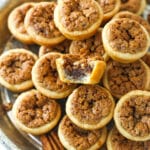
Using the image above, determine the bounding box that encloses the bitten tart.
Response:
[32,52,76,99]
[120,0,146,15]
[24,2,65,46]
[114,90,150,141]
[66,85,115,130]
[107,127,150,150]
[0,49,37,92]
[54,0,103,40]
[69,28,108,61]
[56,54,106,84]
[12,89,61,135]
[103,59,150,99]
[102,18,150,63]
[58,116,107,150]
[8,2,34,44]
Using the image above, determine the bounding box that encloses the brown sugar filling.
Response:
[108,19,147,54]
[70,30,105,58]
[107,59,146,97]
[119,95,150,137]
[111,128,150,150]
[36,54,73,92]
[29,3,61,38]
[61,116,102,150]
[60,0,100,31]
[97,0,116,14]
[120,0,141,13]
[17,92,58,128]
[142,53,150,67]
[70,85,112,124]
[0,52,36,84]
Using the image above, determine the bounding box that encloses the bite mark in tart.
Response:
[102,18,150,63]
[32,52,76,99]
[0,49,37,92]
[66,85,115,130]
[54,0,103,40]
[107,127,150,150]
[8,3,34,44]
[24,2,65,46]
[12,89,61,135]
[58,115,107,150]
[103,59,150,99]
[56,54,106,84]
[114,90,150,141]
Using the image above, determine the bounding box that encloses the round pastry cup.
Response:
[114,90,150,141]
[24,2,65,46]
[66,86,115,130]
[12,89,61,135]
[0,49,38,92]
[102,18,150,63]
[8,3,35,44]
[54,0,103,40]
[58,115,107,150]
[103,59,150,99]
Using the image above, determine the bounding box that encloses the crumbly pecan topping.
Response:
[119,95,150,137]
[142,53,150,67]
[70,85,112,124]
[60,116,102,150]
[0,52,36,84]
[60,0,100,31]
[17,91,58,128]
[107,59,146,98]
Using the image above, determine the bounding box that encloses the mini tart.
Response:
[114,90,150,141]
[103,59,150,99]
[56,54,106,84]
[39,39,71,57]
[0,49,37,92]
[120,0,146,15]
[32,52,76,99]
[8,2,34,44]
[12,89,61,135]
[107,127,150,150]
[66,85,115,130]
[102,18,150,63]
[24,2,65,46]
[69,28,108,61]
[97,0,121,23]
[54,0,103,40]
[58,115,107,150]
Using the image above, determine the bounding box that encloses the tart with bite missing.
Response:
[54,0,103,40]
[0,49,37,92]
[12,89,61,135]
[56,54,106,84]
[32,52,76,99]
[24,2,65,46]
[102,18,150,63]
[103,59,150,99]
[66,85,115,130]
[8,2,34,44]
[58,115,107,150]
[114,90,150,141]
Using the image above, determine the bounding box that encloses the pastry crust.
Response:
[0,49,37,92]
[24,2,65,46]
[66,85,115,130]
[8,2,34,44]
[58,115,107,150]
[32,52,76,99]
[12,89,61,135]
[114,90,150,141]
[56,54,106,84]
[102,18,150,63]
[103,59,150,98]
[54,0,103,40]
